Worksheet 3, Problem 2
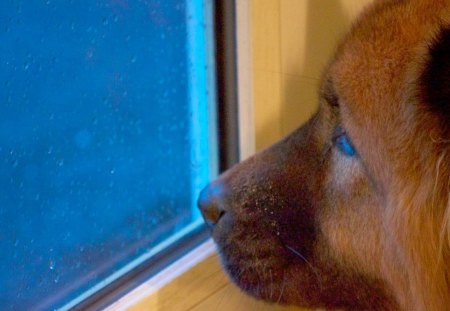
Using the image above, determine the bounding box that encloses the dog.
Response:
[198,0,450,310]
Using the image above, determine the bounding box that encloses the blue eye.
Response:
[333,128,357,157]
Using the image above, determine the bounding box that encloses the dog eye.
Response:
[333,127,357,157]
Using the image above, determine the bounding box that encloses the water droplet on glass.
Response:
[74,130,92,149]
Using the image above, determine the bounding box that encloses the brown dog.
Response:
[198,1,450,310]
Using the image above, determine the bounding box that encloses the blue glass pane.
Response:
[0,0,217,309]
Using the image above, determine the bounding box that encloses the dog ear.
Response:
[420,26,450,133]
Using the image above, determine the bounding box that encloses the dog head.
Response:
[198,1,450,310]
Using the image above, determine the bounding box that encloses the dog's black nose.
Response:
[197,183,227,228]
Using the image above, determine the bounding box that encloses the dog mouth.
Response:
[199,175,322,304]
[215,229,321,304]
[235,270,289,304]
[219,249,290,303]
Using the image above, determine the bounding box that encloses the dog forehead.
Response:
[325,0,450,189]
[331,0,448,120]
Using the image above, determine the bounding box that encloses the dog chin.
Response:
[218,251,291,304]
[213,230,310,305]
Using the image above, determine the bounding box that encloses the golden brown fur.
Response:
[198,0,450,310]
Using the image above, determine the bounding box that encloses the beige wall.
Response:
[251,0,374,150]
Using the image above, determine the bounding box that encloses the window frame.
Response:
[69,227,211,311]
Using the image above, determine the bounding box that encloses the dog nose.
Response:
[197,183,227,228]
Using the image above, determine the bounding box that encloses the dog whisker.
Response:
[277,275,286,304]
[269,268,274,301]
[285,245,323,291]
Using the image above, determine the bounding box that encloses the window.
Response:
[0,0,219,309]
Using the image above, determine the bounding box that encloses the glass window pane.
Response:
[0,0,217,309]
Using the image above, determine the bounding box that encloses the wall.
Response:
[252,0,373,150]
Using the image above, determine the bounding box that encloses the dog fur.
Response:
[198,0,450,310]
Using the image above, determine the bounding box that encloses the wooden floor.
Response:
[129,254,307,311]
